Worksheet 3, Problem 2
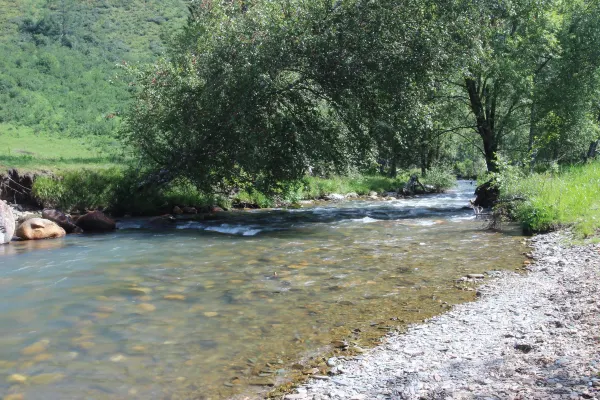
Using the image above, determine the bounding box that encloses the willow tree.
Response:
[122,0,468,191]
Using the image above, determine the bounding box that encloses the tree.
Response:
[123,0,468,190]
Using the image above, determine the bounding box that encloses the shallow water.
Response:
[0,182,525,399]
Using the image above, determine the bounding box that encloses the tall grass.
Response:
[501,162,600,236]
[32,168,228,215]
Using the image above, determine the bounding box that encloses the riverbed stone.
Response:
[164,294,186,301]
[7,374,27,384]
[15,218,65,240]
[137,303,156,312]
[75,210,116,232]
[3,394,24,400]
[41,209,80,234]
[30,373,64,385]
[21,339,49,355]
[0,200,15,244]
[293,232,600,400]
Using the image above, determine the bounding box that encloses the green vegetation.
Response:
[123,0,600,195]
[3,0,600,220]
[0,124,121,171]
[32,167,456,214]
[497,162,600,237]
[0,0,187,142]
[32,168,229,215]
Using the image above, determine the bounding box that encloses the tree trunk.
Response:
[465,77,499,173]
[528,102,537,171]
[586,139,599,160]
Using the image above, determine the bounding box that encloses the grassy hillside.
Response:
[0,0,187,169]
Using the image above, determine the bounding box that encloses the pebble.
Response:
[164,294,186,301]
[292,232,600,400]
[110,354,126,362]
[137,303,156,312]
[21,339,49,355]
[7,374,27,384]
[30,373,64,385]
[203,312,219,317]
[3,394,24,400]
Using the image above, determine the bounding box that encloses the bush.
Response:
[421,166,456,192]
[32,167,228,215]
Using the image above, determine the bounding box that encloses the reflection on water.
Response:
[0,182,525,399]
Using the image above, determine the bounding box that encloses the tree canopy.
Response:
[122,0,600,190]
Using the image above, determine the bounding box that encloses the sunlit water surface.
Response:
[0,181,525,399]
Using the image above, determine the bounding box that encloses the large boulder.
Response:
[0,200,15,244]
[75,211,116,232]
[473,180,499,208]
[42,209,81,234]
[16,218,66,240]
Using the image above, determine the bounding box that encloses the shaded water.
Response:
[0,182,525,399]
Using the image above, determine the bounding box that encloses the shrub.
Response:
[422,166,456,192]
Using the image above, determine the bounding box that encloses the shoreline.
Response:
[282,231,600,400]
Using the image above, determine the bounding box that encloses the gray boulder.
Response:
[324,193,345,201]
[0,201,16,244]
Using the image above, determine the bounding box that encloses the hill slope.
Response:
[0,0,187,168]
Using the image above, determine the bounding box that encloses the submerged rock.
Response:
[0,200,15,244]
[75,211,116,232]
[473,180,499,208]
[16,218,66,240]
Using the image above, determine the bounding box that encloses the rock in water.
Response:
[0,200,15,244]
[75,211,116,232]
[16,218,66,240]
[324,193,345,201]
[473,180,499,208]
[42,209,81,234]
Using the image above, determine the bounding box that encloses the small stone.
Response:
[327,357,339,367]
[110,354,126,362]
[3,394,24,400]
[32,353,53,362]
[203,312,219,317]
[515,344,533,353]
[467,274,485,279]
[30,373,64,385]
[137,303,156,312]
[164,294,186,301]
[312,375,330,380]
[303,368,319,375]
[403,348,424,357]
[21,339,49,355]
[284,394,308,400]
[7,374,27,384]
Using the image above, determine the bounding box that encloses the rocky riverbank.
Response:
[284,232,600,400]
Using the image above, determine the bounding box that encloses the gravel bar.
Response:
[285,232,600,400]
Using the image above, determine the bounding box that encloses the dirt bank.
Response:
[285,232,600,400]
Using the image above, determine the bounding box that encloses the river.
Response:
[0,181,525,399]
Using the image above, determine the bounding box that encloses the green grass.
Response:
[32,168,230,215]
[300,174,410,199]
[500,161,600,237]
[0,124,121,171]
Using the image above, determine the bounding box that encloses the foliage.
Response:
[498,161,600,237]
[0,124,121,171]
[0,0,187,139]
[32,167,228,215]
[422,166,457,193]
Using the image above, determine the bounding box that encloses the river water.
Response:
[0,181,525,399]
